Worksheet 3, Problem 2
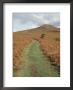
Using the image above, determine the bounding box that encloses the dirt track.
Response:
[13,40,59,77]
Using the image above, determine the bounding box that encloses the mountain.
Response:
[20,24,59,33]
[37,24,59,31]
[13,24,60,73]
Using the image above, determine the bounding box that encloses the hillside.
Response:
[13,24,60,76]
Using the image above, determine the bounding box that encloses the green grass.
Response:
[13,40,60,77]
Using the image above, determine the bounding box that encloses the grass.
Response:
[13,27,60,70]
[13,40,60,77]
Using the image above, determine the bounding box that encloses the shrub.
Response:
[40,33,45,38]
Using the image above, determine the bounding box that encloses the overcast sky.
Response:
[13,13,60,32]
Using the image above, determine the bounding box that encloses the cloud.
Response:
[13,13,60,32]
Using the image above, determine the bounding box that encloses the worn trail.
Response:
[13,40,59,77]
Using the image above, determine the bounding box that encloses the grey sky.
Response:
[13,13,60,32]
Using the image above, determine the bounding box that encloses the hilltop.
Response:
[14,24,59,33]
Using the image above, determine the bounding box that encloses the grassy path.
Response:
[13,40,59,77]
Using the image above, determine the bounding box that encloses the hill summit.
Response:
[38,24,59,30]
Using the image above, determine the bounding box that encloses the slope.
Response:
[13,40,59,77]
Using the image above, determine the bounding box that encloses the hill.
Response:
[13,24,60,74]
